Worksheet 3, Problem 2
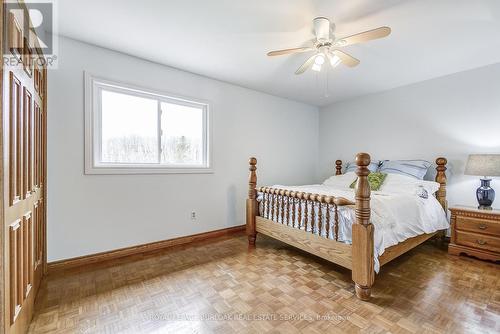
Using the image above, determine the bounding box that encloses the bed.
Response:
[246,153,449,300]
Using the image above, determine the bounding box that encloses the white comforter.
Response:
[258,184,449,272]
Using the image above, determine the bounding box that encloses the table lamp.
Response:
[465,154,500,209]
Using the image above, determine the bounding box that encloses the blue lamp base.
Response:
[477,178,495,210]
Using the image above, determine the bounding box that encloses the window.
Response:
[85,73,211,174]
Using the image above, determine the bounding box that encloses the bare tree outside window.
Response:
[101,90,158,163]
[160,102,203,165]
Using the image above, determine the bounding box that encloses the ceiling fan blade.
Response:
[295,54,318,75]
[335,27,391,47]
[267,47,313,57]
[332,50,360,67]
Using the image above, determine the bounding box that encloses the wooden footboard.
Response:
[246,153,375,300]
[256,216,353,269]
[246,154,448,301]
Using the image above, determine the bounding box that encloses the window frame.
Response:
[84,72,212,174]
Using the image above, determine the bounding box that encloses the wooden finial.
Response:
[352,152,374,301]
[247,157,258,246]
[355,153,371,226]
[435,157,447,211]
[248,157,257,199]
[335,160,342,175]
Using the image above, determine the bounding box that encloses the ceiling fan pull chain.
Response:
[324,71,329,98]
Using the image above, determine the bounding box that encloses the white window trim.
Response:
[84,72,213,175]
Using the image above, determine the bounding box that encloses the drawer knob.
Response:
[478,224,487,230]
[476,239,486,245]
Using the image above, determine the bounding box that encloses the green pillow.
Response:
[350,172,387,191]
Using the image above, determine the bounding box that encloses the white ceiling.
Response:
[56,0,500,106]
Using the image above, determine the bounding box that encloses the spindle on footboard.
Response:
[259,188,345,239]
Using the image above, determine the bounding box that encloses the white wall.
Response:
[47,37,319,261]
[49,37,500,261]
[319,63,500,210]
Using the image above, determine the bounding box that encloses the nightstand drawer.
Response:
[455,230,500,253]
[456,217,500,236]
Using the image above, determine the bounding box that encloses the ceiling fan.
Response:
[267,17,391,75]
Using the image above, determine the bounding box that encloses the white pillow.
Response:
[322,172,357,188]
[378,173,440,195]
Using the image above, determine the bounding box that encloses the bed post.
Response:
[352,153,375,301]
[435,157,448,212]
[335,160,342,175]
[247,157,258,246]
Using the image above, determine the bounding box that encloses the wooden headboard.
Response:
[334,157,448,211]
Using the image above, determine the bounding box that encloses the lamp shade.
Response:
[465,154,500,177]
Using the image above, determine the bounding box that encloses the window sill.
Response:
[84,165,214,175]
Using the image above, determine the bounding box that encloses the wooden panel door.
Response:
[1,2,47,333]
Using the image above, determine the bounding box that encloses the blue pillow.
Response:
[379,160,431,180]
[345,160,381,173]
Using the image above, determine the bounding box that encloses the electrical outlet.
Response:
[191,211,196,221]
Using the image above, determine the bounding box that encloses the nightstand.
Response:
[449,206,500,261]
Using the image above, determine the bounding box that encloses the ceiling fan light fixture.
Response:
[314,54,325,65]
[311,63,322,72]
[329,54,341,67]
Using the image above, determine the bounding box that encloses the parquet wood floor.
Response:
[28,234,499,334]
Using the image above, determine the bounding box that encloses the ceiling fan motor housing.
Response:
[314,17,331,43]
